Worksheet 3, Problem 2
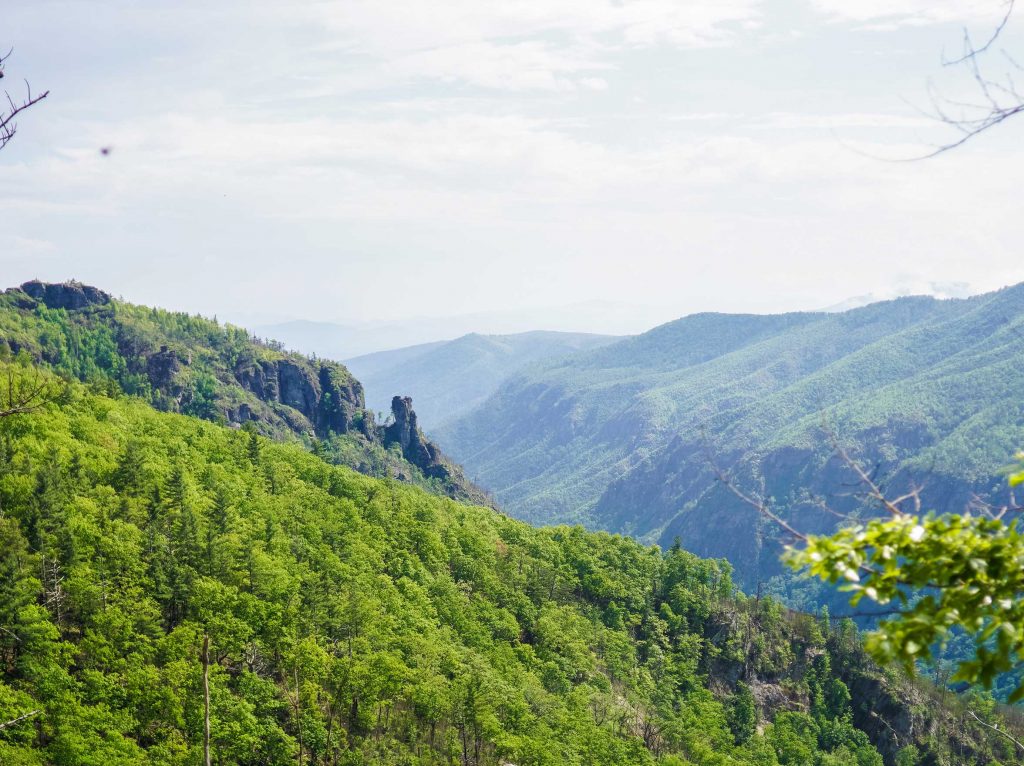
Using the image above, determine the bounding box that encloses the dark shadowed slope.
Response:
[346,330,619,430]
[435,285,1024,587]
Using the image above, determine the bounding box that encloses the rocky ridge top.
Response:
[3,280,490,506]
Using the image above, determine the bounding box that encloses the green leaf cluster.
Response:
[788,461,1024,703]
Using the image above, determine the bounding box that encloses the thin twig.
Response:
[0,49,49,152]
[699,427,808,543]
[826,433,919,519]
[943,1,1016,66]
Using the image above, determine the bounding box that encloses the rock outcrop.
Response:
[380,395,492,505]
[384,395,449,480]
[232,357,363,437]
[316,366,364,435]
[20,280,110,310]
[3,279,490,506]
[146,345,183,392]
[235,359,279,401]
[277,359,319,416]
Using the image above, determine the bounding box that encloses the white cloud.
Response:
[579,77,610,91]
[808,0,1009,27]
[10,236,57,254]
[384,41,609,92]
[756,112,935,129]
[6,0,1024,325]
[290,0,762,92]
[311,0,763,53]
[666,112,735,122]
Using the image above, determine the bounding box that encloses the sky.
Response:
[3,0,1024,335]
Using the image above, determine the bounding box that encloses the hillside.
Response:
[0,360,1018,765]
[0,281,486,505]
[346,331,618,430]
[436,285,1024,589]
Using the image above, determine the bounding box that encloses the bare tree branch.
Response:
[826,432,922,519]
[968,710,1024,755]
[943,1,1016,66]
[968,489,1024,521]
[0,49,49,152]
[0,708,42,731]
[0,366,63,419]
[917,1,1023,157]
[699,427,808,543]
[700,423,956,594]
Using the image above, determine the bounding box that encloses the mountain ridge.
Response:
[0,279,489,505]
[435,285,1024,587]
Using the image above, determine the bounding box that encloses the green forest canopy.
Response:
[0,360,1017,765]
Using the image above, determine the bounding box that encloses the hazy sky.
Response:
[4,0,1024,331]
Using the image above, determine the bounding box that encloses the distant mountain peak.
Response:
[435,282,1024,589]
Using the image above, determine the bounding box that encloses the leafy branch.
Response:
[788,452,1024,702]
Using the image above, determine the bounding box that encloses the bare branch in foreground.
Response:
[0,49,49,152]
[826,432,922,519]
[917,1,1023,157]
[699,427,807,543]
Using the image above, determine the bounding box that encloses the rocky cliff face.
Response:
[21,279,111,310]
[378,395,492,506]
[832,637,1001,765]
[232,356,364,437]
[11,280,366,440]
[4,280,489,505]
[383,395,450,481]
[146,346,183,393]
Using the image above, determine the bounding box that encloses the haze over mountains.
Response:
[245,280,1024,593]
[249,285,979,361]
[346,331,618,430]
[5,279,1024,762]
[426,284,1024,589]
[252,300,668,359]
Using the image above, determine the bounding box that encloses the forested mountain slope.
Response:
[436,285,1024,588]
[0,280,486,505]
[0,361,1018,765]
[346,331,618,430]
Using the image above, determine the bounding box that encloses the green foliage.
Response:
[0,288,370,441]
[895,745,921,766]
[788,501,1024,702]
[0,363,920,765]
[0,285,486,505]
[437,286,1024,591]
[727,682,757,745]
